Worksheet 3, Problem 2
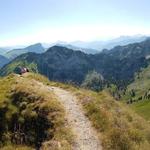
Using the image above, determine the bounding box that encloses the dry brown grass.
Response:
[25,73,150,150]
[73,90,150,150]
[0,74,73,150]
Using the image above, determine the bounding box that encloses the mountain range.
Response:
[0,35,148,60]
[42,35,148,51]
[5,43,45,60]
[67,35,148,50]
[1,38,150,88]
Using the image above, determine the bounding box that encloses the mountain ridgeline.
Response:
[1,38,150,87]
[0,55,9,68]
[69,35,147,50]
[5,43,45,60]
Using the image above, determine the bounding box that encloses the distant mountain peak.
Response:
[5,43,45,60]
[25,43,44,51]
[26,43,43,48]
[45,45,75,55]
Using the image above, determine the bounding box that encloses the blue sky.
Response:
[0,0,150,46]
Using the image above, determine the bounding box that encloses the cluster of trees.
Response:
[81,71,105,92]
[127,89,150,104]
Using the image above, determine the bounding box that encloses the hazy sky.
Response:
[0,0,150,46]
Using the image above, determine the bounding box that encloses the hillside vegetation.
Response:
[0,53,39,76]
[75,90,150,150]
[124,64,150,120]
[0,74,73,150]
[27,73,150,150]
[59,87,150,150]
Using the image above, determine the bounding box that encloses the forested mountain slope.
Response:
[1,39,150,87]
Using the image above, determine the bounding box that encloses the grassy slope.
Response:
[127,65,150,98]
[27,73,150,150]
[0,74,73,150]
[125,65,150,120]
[0,59,38,76]
[74,90,150,150]
[130,101,150,121]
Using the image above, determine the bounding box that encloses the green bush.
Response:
[81,71,105,91]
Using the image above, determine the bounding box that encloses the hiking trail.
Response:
[49,86,102,150]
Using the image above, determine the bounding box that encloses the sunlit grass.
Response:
[0,73,73,149]
[131,100,150,121]
[22,73,150,149]
[73,90,150,150]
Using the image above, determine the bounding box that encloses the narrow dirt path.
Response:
[49,87,102,150]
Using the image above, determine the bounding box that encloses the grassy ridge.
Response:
[0,74,73,149]
[28,73,150,150]
[0,53,38,77]
[75,90,150,150]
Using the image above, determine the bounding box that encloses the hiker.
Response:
[20,67,29,75]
